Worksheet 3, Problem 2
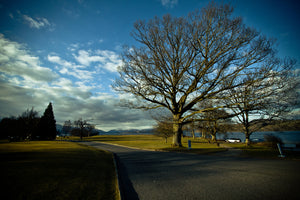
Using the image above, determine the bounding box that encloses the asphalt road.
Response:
[82,142,300,200]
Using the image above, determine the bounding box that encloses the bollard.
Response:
[277,143,285,158]
[188,140,192,150]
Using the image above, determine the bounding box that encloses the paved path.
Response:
[82,142,300,200]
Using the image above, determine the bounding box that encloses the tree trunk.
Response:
[244,111,251,146]
[172,115,183,147]
[245,134,250,146]
[244,124,251,146]
[211,121,217,142]
[191,119,195,139]
[191,128,195,139]
[201,129,205,138]
[211,134,216,141]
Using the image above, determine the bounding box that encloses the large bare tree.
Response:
[114,3,281,146]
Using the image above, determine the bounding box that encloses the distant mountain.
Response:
[100,128,154,135]
[56,123,154,135]
[56,124,63,132]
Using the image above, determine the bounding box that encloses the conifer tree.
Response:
[38,102,57,140]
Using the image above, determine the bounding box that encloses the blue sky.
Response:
[0,0,299,131]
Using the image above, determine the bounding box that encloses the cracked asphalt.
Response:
[82,141,300,200]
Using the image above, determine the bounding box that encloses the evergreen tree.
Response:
[37,103,57,140]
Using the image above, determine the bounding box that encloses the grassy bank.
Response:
[0,141,118,200]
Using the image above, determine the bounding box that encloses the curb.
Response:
[112,153,122,200]
[97,141,160,152]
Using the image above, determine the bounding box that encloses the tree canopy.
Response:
[114,2,297,146]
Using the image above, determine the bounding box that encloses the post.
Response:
[188,140,192,150]
[277,143,285,158]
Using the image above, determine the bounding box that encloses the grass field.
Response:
[64,134,300,159]
[0,141,119,200]
[66,135,228,154]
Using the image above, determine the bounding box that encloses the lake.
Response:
[215,131,300,144]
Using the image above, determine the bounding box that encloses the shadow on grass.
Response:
[237,145,300,160]
[0,141,118,200]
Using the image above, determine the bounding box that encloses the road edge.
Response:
[112,153,122,200]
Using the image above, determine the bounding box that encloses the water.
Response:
[216,131,300,144]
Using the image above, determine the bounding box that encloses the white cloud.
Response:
[48,55,73,68]
[95,50,123,72]
[0,34,58,83]
[160,0,178,8]
[73,49,122,72]
[22,14,54,30]
[59,67,94,80]
[74,50,105,66]
[0,35,154,131]
[68,43,80,52]
[48,54,95,80]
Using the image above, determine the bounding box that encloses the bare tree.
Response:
[204,110,231,142]
[154,119,173,144]
[193,100,231,142]
[74,118,88,140]
[227,59,298,145]
[73,118,96,139]
[85,123,97,137]
[19,107,40,140]
[62,120,72,135]
[114,2,280,146]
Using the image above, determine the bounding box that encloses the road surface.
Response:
[82,142,300,200]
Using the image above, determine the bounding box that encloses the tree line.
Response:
[0,103,57,141]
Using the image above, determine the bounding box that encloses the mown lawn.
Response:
[0,141,118,200]
[79,135,228,154]
[66,135,300,159]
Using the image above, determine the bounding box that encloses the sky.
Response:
[0,0,299,131]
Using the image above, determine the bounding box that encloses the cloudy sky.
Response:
[0,0,299,131]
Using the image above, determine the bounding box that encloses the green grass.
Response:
[0,141,119,200]
[81,135,228,154]
[224,142,300,160]
[59,135,300,159]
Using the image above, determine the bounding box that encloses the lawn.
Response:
[0,141,119,200]
[65,134,300,159]
[224,142,300,160]
[75,135,228,154]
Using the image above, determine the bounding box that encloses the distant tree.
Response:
[19,107,40,140]
[62,120,72,135]
[36,103,56,140]
[85,123,97,137]
[113,2,282,147]
[0,108,41,141]
[197,121,209,139]
[73,118,95,140]
[197,101,231,142]
[0,117,20,140]
[154,118,173,143]
[70,127,81,137]
[227,59,298,145]
[74,118,87,140]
